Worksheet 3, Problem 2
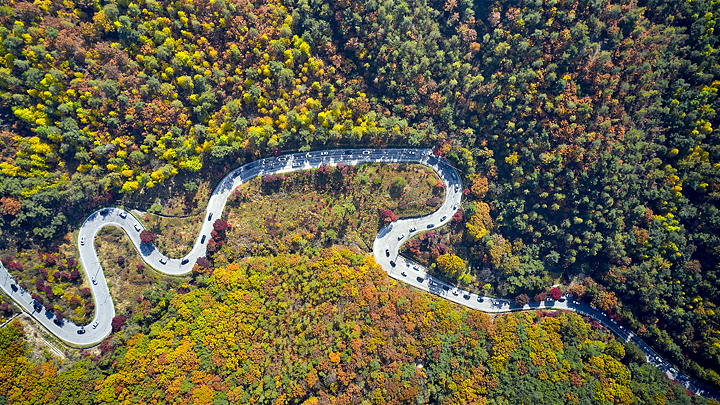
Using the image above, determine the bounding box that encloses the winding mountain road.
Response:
[0,148,717,399]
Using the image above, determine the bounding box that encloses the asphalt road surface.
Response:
[0,148,717,399]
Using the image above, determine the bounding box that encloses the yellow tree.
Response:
[466,202,493,242]
[436,253,466,278]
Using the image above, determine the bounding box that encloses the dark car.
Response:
[442,285,450,291]
[181,258,189,265]
[344,150,353,155]
[10,284,18,292]
[201,235,206,244]
[208,213,213,221]
[385,249,390,257]
[77,328,86,335]
[390,261,396,267]
[33,304,42,312]
[416,277,424,283]
[427,224,434,228]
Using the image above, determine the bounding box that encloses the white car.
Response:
[398,233,405,240]
[134,223,141,232]
[92,321,99,329]
[160,257,167,265]
[119,211,127,219]
[363,150,371,154]
[410,227,416,232]
[80,236,85,246]
[91,277,97,285]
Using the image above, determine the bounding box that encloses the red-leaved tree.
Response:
[111,315,126,331]
[549,287,562,300]
[139,230,156,244]
[380,209,397,223]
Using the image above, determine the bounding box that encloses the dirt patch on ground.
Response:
[14,314,67,362]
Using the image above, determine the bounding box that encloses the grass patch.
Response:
[210,163,444,263]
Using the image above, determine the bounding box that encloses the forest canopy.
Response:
[0,0,719,397]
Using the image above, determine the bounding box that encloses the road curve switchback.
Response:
[0,148,717,400]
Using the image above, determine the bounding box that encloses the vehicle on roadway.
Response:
[11,284,18,292]
[416,277,424,283]
[80,236,85,246]
[390,261,395,267]
[92,321,99,329]
[477,297,484,303]
[398,233,405,240]
[134,223,141,232]
[463,294,470,300]
[321,151,329,156]
[452,289,459,296]
[119,211,127,219]
[160,257,167,265]
[385,249,390,257]
[427,224,434,228]
[363,150,371,154]
[208,213,213,221]
[77,328,86,335]
[91,277,97,285]
[442,285,450,291]
[306,153,312,158]
[278,157,287,161]
[452,173,457,180]
[201,235,206,244]
[455,185,459,192]
[441,216,446,222]
[401,271,407,276]
[410,227,416,232]
[181,258,189,265]
[344,150,353,155]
